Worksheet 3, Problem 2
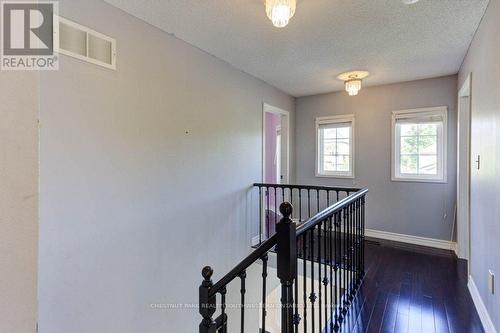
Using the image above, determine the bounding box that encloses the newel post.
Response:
[276,202,297,333]
[199,266,216,333]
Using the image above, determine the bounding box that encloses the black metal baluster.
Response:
[347,203,351,301]
[329,216,334,333]
[317,189,320,218]
[334,212,340,331]
[342,208,349,315]
[259,186,262,244]
[310,226,316,333]
[323,217,328,332]
[274,187,277,226]
[318,221,322,331]
[307,189,311,219]
[219,287,227,333]
[299,189,302,222]
[356,199,361,287]
[261,254,268,333]
[303,232,308,333]
[294,241,300,333]
[361,195,365,277]
[349,202,354,300]
[326,192,333,333]
[240,271,246,333]
[266,187,270,238]
[353,201,358,290]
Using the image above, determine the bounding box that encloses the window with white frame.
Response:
[316,115,355,178]
[392,107,447,182]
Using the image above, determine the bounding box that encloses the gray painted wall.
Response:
[0,72,39,332]
[459,0,500,329]
[294,75,457,241]
[38,0,294,332]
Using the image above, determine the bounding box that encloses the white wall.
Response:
[38,0,294,332]
[0,71,39,332]
[294,75,458,241]
[458,0,500,330]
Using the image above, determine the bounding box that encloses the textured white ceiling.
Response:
[104,0,488,97]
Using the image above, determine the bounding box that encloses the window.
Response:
[392,107,447,182]
[316,115,355,178]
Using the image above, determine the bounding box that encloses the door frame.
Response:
[457,73,472,269]
[262,103,290,184]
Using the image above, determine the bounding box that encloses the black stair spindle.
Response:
[266,187,270,237]
[310,226,315,333]
[323,217,328,332]
[261,254,268,333]
[329,216,334,333]
[356,199,360,286]
[240,271,246,333]
[334,212,340,331]
[299,189,302,222]
[361,195,365,276]
[343,206,349,313]
[219,287,227,333]
[303,232,308,333]
[259,186,263,245]
[274,187,278,226]
[318,220,322,331]
[307,189,311,219]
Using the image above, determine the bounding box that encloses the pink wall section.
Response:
[265,112,281,183]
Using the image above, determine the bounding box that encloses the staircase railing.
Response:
[199,184,368,333]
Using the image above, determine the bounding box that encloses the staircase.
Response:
[199,183,368,333]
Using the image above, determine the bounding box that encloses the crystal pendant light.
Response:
[345,79,362,96]
[265,0,297,28]
[337,71,370,97]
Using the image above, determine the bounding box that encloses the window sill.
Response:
[391,176,447,184]
[316,173,355,179]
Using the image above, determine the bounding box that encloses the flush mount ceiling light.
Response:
[401,0,420,4]
[337,71,370,96]
[265,0,296,28]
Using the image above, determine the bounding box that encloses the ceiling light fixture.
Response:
[401,0,420,4]
[265,0,296,28]
[337,71,370,96]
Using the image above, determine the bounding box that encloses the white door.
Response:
[263,104,289,184]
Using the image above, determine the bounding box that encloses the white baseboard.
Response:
[468,276,498,333]
[366,228,456,251]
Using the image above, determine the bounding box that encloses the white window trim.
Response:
[391,106,448,183]
[315,114,355,179]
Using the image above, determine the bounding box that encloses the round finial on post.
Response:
[279,202,293,220]
[202,266,213,281]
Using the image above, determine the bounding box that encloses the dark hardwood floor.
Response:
[337,239,484,333]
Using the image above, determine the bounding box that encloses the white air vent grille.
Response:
[56,17,116,70]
